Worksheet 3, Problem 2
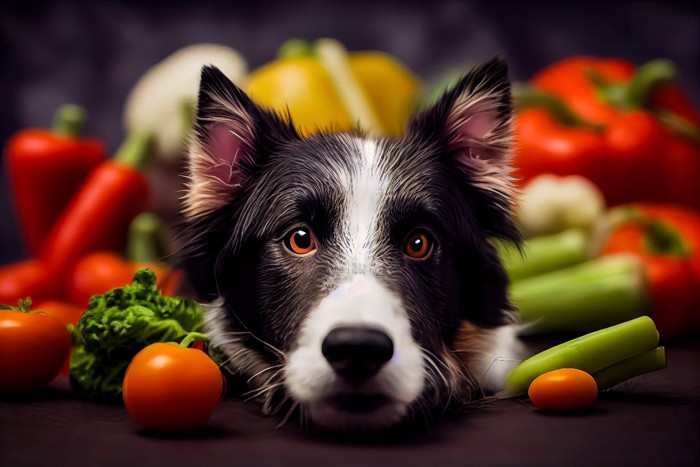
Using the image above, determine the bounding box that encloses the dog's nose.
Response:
[321,326,394,383]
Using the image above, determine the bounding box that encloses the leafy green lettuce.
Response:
[69,268,203,402]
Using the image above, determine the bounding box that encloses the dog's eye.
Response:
[284,227,318,256]
[403,229,434,260]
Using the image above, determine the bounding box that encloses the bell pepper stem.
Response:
[52,104,87,137]
[655,110,700,143]
[114,131,154,170]
[126,213,173,263]
[277,38,313,59]
[497,229,593,282]
[593,346,667,391]
[625,59,678,109]
[512,85,600,130]
[504,316,660,397]
[512,254,650,336]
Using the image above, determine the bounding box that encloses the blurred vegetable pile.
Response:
[1,39,699,413]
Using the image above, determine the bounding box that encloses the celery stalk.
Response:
[503,316,659,397]
[512,254,650,336]
[593,347,667,391]
[497,229,592,281]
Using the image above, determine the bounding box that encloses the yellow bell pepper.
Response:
[246,39,421,137]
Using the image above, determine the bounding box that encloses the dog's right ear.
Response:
[183,65,298,219]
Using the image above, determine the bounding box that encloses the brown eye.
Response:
[284,227,317,256]
[404,229,434,259]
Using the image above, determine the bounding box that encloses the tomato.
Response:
[0,260,56,305]
[0,303,72,393]
[66,252,134,306]
[67,252,184,306]
[123,343,223,431]
[34,300,86,378]
[528,368,598,411]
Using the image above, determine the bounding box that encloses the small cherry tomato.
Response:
[123,342,223,431]
[0,300,72,393]
[528,368,598,411]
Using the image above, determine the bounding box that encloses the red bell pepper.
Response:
[515,104,665,206]
[4,105,107,256]
[515,57,700,209]
[601,204,700,340]
[530,56,636,125]
[40,132,154,283]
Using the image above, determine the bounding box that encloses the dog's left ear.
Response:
[408,56,518,241]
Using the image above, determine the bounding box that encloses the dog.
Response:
[177,56,528,432]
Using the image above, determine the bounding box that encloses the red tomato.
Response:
[34,300,86,378]
[67,252,184,306]
[528,368,598,411]
[66,252,134,306]
[0,260,57,305]
[123,343,223,431]
[0,306,72,393]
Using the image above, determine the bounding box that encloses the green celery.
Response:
[504,316,659,397]
[593,347,667,390]
[497,228,592,281]
[512,254,649,336]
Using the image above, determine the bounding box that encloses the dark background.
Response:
[1,0,699,263]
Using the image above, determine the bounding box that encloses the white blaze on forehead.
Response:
[339,137,389,271]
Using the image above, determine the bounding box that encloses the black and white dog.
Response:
[178,57,527,432]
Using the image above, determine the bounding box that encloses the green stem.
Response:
[655,109,700,143]
[512,254,650,336]
[623,59,677,109]
[179,332,209,348]
[497,229,592,282]
[126,213,172,263]
[593,346,667,391]
[512,84,600,129]
[504,316,660,397]
[277,38,314,59]
[52,104,86,137]
[0,297,33,312]
[114,131,155,170]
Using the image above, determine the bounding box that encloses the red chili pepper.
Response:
[601,204,700,340]
[40,132,154,283]
[5,105,107,256]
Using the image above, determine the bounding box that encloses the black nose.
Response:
[321,326,394,383]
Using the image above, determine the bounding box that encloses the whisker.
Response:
[247,364,284,384]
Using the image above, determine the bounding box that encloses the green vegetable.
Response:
[593,346,667,391]
[511,254,649,336]
[497,228,593,281]
[69,268,204,402]
[504,316,661,397]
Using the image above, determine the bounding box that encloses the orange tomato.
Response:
[123,343,223,431]
[528,368,598,411]
[0,306,72,393]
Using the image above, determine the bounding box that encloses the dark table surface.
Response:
[2,345,699,467]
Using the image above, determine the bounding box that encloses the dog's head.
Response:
[178,57,520,431]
